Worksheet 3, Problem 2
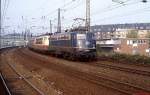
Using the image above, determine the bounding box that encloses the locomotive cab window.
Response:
[77,34,87,49]
[77,34,86,40]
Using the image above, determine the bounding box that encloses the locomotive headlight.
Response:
[78,41,82,48]
[93,44,95,48]
[85,41,90,45]
[78,41,81,45]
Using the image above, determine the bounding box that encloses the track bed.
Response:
[1,47,150,95]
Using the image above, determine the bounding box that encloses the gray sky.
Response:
[2,0,150,34]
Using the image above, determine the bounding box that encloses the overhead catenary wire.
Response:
[2,0,10,21]
[92,6,150,24]
[1,0,10,36]
[1,0,7,25]
[44,0,79,17]
[26,0,82,32]
[29,0,52,14]
[60,0,84,26]
[62,0,142,28]
[53,0,146,28]
[63,0,82,11]
[63,0,131,28]
[92,0,140,16]
[2,0,7,19]
[10,0,149,34]
[27,0,80,24]
[26,0,138,27]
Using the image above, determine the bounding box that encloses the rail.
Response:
[0,46,45,95]
[0,73,12,95]
[0,46,25,53]
[68,67,150,95]
[7,62,45,95]
[91,63,150,76]
[20,48,150,95]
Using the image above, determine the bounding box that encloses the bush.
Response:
[97,51,150,64]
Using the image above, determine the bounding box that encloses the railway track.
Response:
[89,62,150,77]
[17,48,150,95]
[27,47,150,77]
[1,48,46,95]
[0,73,12,95]
[98,57,150,67]
[6,61,45,95]
[52,63,150,95]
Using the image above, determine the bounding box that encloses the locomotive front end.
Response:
[76,32,96,58]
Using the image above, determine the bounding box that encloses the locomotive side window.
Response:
[50,35,57,40]
[77,34,86,49]
[77,34,86,40]
[57,34,70,40]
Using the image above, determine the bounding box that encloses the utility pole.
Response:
[57,8,61,33]
[85,0,90,32]
[50,20,52,33]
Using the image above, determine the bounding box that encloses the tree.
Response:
[146,31,150,38]
[126,30,138,38]
[146,31,150,48]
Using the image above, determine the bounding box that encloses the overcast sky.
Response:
[1,0,150,34]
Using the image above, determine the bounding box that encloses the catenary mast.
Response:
[85,0,90,32]
[50,20,52,33]
[57,8,61,33]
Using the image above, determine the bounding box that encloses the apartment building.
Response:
[94,28,150,56]
[114,29,150,39]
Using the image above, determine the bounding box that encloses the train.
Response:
[28,30,97,60]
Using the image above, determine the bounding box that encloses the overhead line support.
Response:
[85,0,90,32]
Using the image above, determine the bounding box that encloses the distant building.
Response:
[114,38,150,56]
[114,29,150,39]
[91,23,150,33]
[138,30,150,38]
[114,29,132,39]
[1,33,27,48]
[92,23,150,56]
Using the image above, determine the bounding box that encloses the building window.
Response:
[133,40,137,44]
[127,40,130,45]
[138,40,141,44]
[130,40,133,44]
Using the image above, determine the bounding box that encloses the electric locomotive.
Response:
[28,30,97,59]
[49,31,96,59]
